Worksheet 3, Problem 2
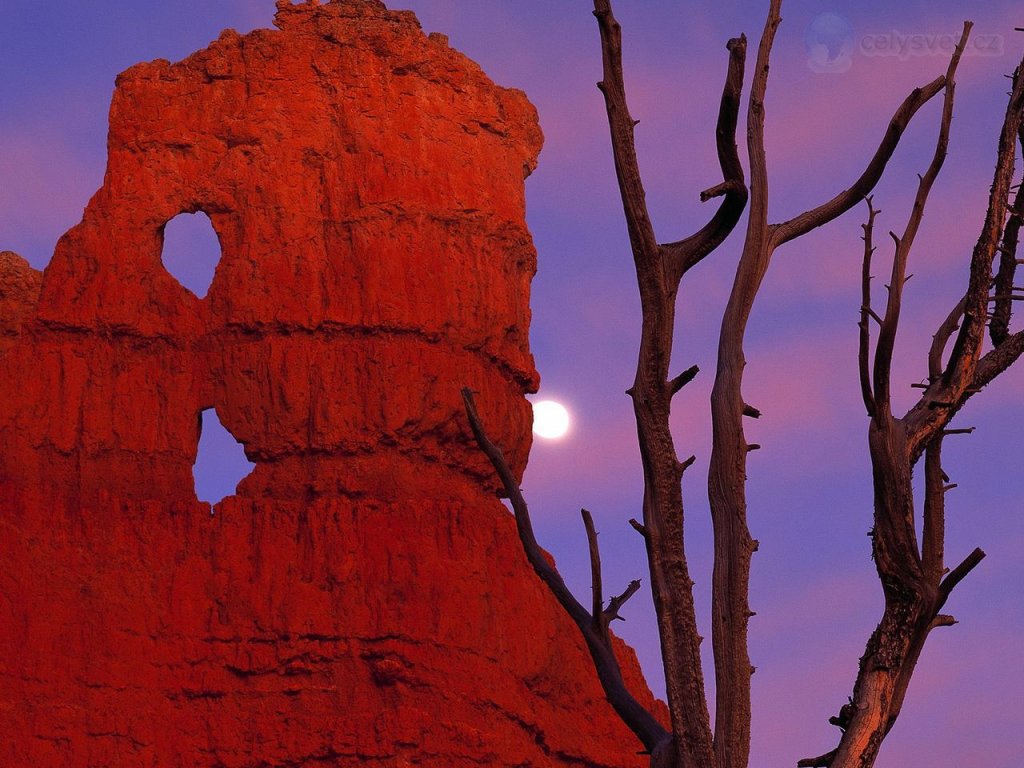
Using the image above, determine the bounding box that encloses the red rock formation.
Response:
[0,1,659,765]
[0,251,41,354]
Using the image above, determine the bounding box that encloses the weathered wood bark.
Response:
[462,4,1024,768]
[710,6,952,766]
[592,2,748,765]
[802,29,1024,768]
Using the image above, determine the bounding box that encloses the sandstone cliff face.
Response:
[0,251,41,354]
[0,2,657,765]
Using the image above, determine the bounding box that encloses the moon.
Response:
[531,400,570,440]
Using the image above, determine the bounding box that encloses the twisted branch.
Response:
[461,388,670,754]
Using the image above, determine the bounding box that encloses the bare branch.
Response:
[592,0,659,265]
[819,27,995,768]
[700,179,744,201]
[987,292,1024,301]
[701,8,781,768]
[583,510,641,634]
[859,197,879,416]
[938,547,986,607]
[592,3,718,764]
[461,388,670,752]
[604,579,642,626]
[662,35,749,276]
[745,0,781,238]
[462,388,590,626]
[798,748,838,768]
[928,296,966,381]
[583,508,604,630]
[669,365,700,395]
[772,73,949,248]
[463,8,1024,768]
[873,24,970,417]
[972,326,1024,391]
[921,437,945,584]
[991,127,1024,346]
[902,65,1024,460]
[940,63,1024,400]
[708,33,959,763]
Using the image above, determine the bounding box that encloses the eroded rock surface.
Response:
[0,251,41,353]
[0,1,658,765]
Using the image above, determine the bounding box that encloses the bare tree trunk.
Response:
[460,5,1024,768]
[709,5,952,765]
[593,2,747,764]
[804,31,1024,768]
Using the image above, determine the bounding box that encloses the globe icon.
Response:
[805,13,854,73]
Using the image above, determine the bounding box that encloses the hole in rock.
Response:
[161,211,222,298]
[194,408,255,508]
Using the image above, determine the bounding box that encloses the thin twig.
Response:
[938,547,986,605]
[669,365,700,395]
[604,580,643,626]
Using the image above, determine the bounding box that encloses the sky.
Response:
[2,1,1022,766]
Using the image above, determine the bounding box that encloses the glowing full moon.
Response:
[531,400,570,440]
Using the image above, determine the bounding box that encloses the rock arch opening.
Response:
[193,408,255,507]
[161,211,222,298]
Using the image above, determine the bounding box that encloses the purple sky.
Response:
[2,2,1022,765]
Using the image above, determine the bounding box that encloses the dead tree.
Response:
[797,29,1024,768]
[463,2,1024,767]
